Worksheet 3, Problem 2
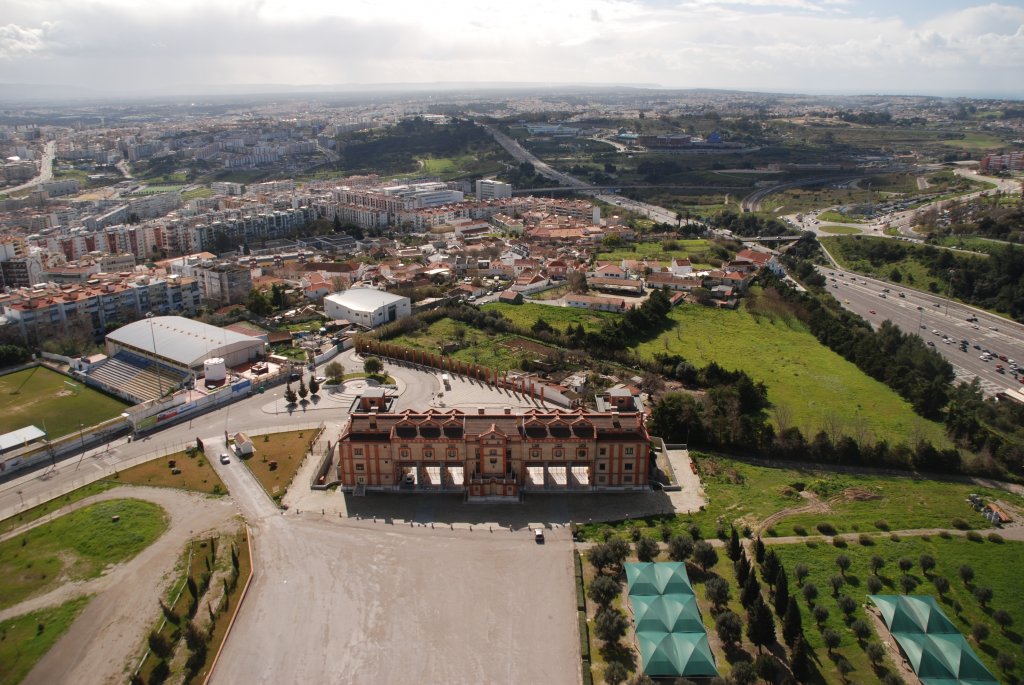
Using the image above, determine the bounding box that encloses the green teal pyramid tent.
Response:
[636,631,718,677]
[869,596,998,685]
[632,594,705,633]
[871,595,959,635]
[625,562,694,597]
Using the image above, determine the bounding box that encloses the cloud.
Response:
[0,0,1021,96]
[0,23,52,60]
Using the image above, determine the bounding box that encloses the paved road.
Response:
[817,264,1024,397]
[4,141,56,193]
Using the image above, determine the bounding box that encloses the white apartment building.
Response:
[475,179,512,201]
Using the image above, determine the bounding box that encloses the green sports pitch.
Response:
[0,366,128,439]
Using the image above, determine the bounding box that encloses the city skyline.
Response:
[2,0,1024,100]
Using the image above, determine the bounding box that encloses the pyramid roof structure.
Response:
[624,562,694,597]
[625,562,716,679]
[869,595,997,685]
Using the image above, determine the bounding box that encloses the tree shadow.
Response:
[599,642,637,671]
[845,573,862,588]
[722,643,753,665]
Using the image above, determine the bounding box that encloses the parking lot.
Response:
[212,515,580,685]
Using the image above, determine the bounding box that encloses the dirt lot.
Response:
[211,516,580,685]
[3,486,239,685]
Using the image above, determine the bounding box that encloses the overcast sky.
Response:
[3,0,1023,98]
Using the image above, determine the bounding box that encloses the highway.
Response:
[817,265,1024,397]
[4,141,56,193]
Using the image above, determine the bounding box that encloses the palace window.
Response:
[624,463,633,471]
[355,463,364,471]
[553,448,563,459]
[598,463,606,471]
[625,447,634,456]
[423,449,433,459]
[354,448,363,456]
[530,448,541,459]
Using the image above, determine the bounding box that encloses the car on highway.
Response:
[898,292,906,298]
[927,341,935,347]
[869,310,876,315]
[932,329,940,335]
[220,453,230,464]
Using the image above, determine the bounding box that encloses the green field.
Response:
[389,318,547,372]
[414,153,504,180]
[0,366,129,438]
[634,301,948,446]
[0,499,167,611]
[579,455,1018,542]
[818,224,863,234]
[0,481,115,536]
[482,301,616,332]
[772,536,1023,683]
[0,595,92,685]
[816,210,866,225]
[594,239,711,264]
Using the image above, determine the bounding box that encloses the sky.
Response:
[2,0,1024,99]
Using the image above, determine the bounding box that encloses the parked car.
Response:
[219,453,230,464]
[534,529,545,544]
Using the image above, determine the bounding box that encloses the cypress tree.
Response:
[728,526,742,561]
[754,536,766,565]
[735,553,751,587]
[740,571,762,609]
[762,549,780,589]
[774,567,790,617]
[782,596,803,647]
[791,635,810,682]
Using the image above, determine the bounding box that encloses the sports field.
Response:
[0,366,128,439]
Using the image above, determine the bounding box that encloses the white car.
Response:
[219,453,230,464]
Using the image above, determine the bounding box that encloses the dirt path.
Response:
[8,486,239,685]
[755,491,830,534]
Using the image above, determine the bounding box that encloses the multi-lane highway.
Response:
[818,265,1024,397]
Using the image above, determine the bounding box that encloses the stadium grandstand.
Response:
[86,316,265,404]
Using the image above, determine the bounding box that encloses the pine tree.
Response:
[774,567,790,617]
[782,597,803,647]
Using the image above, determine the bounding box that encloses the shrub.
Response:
[874,519,889,531]
[890,533,901,542]
[938,530,952,539]
[765,526,777,537]
[951,517,970,530]
[867,576,883,593]
[816,522,837,536]
[966,531,983,542]
[859,533,874,546]
[832,537,847,548]
[987,533,1004,544]
[792,524,807,536]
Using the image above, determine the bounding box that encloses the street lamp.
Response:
[146,312,163,397]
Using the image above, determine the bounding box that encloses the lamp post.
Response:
[146,312,163,397]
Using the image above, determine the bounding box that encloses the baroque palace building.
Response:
[337,407,650,500]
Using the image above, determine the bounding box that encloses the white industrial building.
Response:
[324,289,410,328]
[105,316,265,372]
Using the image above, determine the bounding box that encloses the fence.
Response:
[308,422,337,490]
[356,338,573,408]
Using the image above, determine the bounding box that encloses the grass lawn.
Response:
[114,448,227,496]
[595,239,711,263]
[0,366,128,438]
[635,302,948,447]
[818,224,863,235]
[772,536,1024,683]
[0,481,115,536]
[817,211,867,225]
[0,595,92,685]
[579,455,1022,542]
[0,499,168,611]
[239,429,317,502]
[482,301,616,332]
[181,187,213,201]
[389,319,527,372]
